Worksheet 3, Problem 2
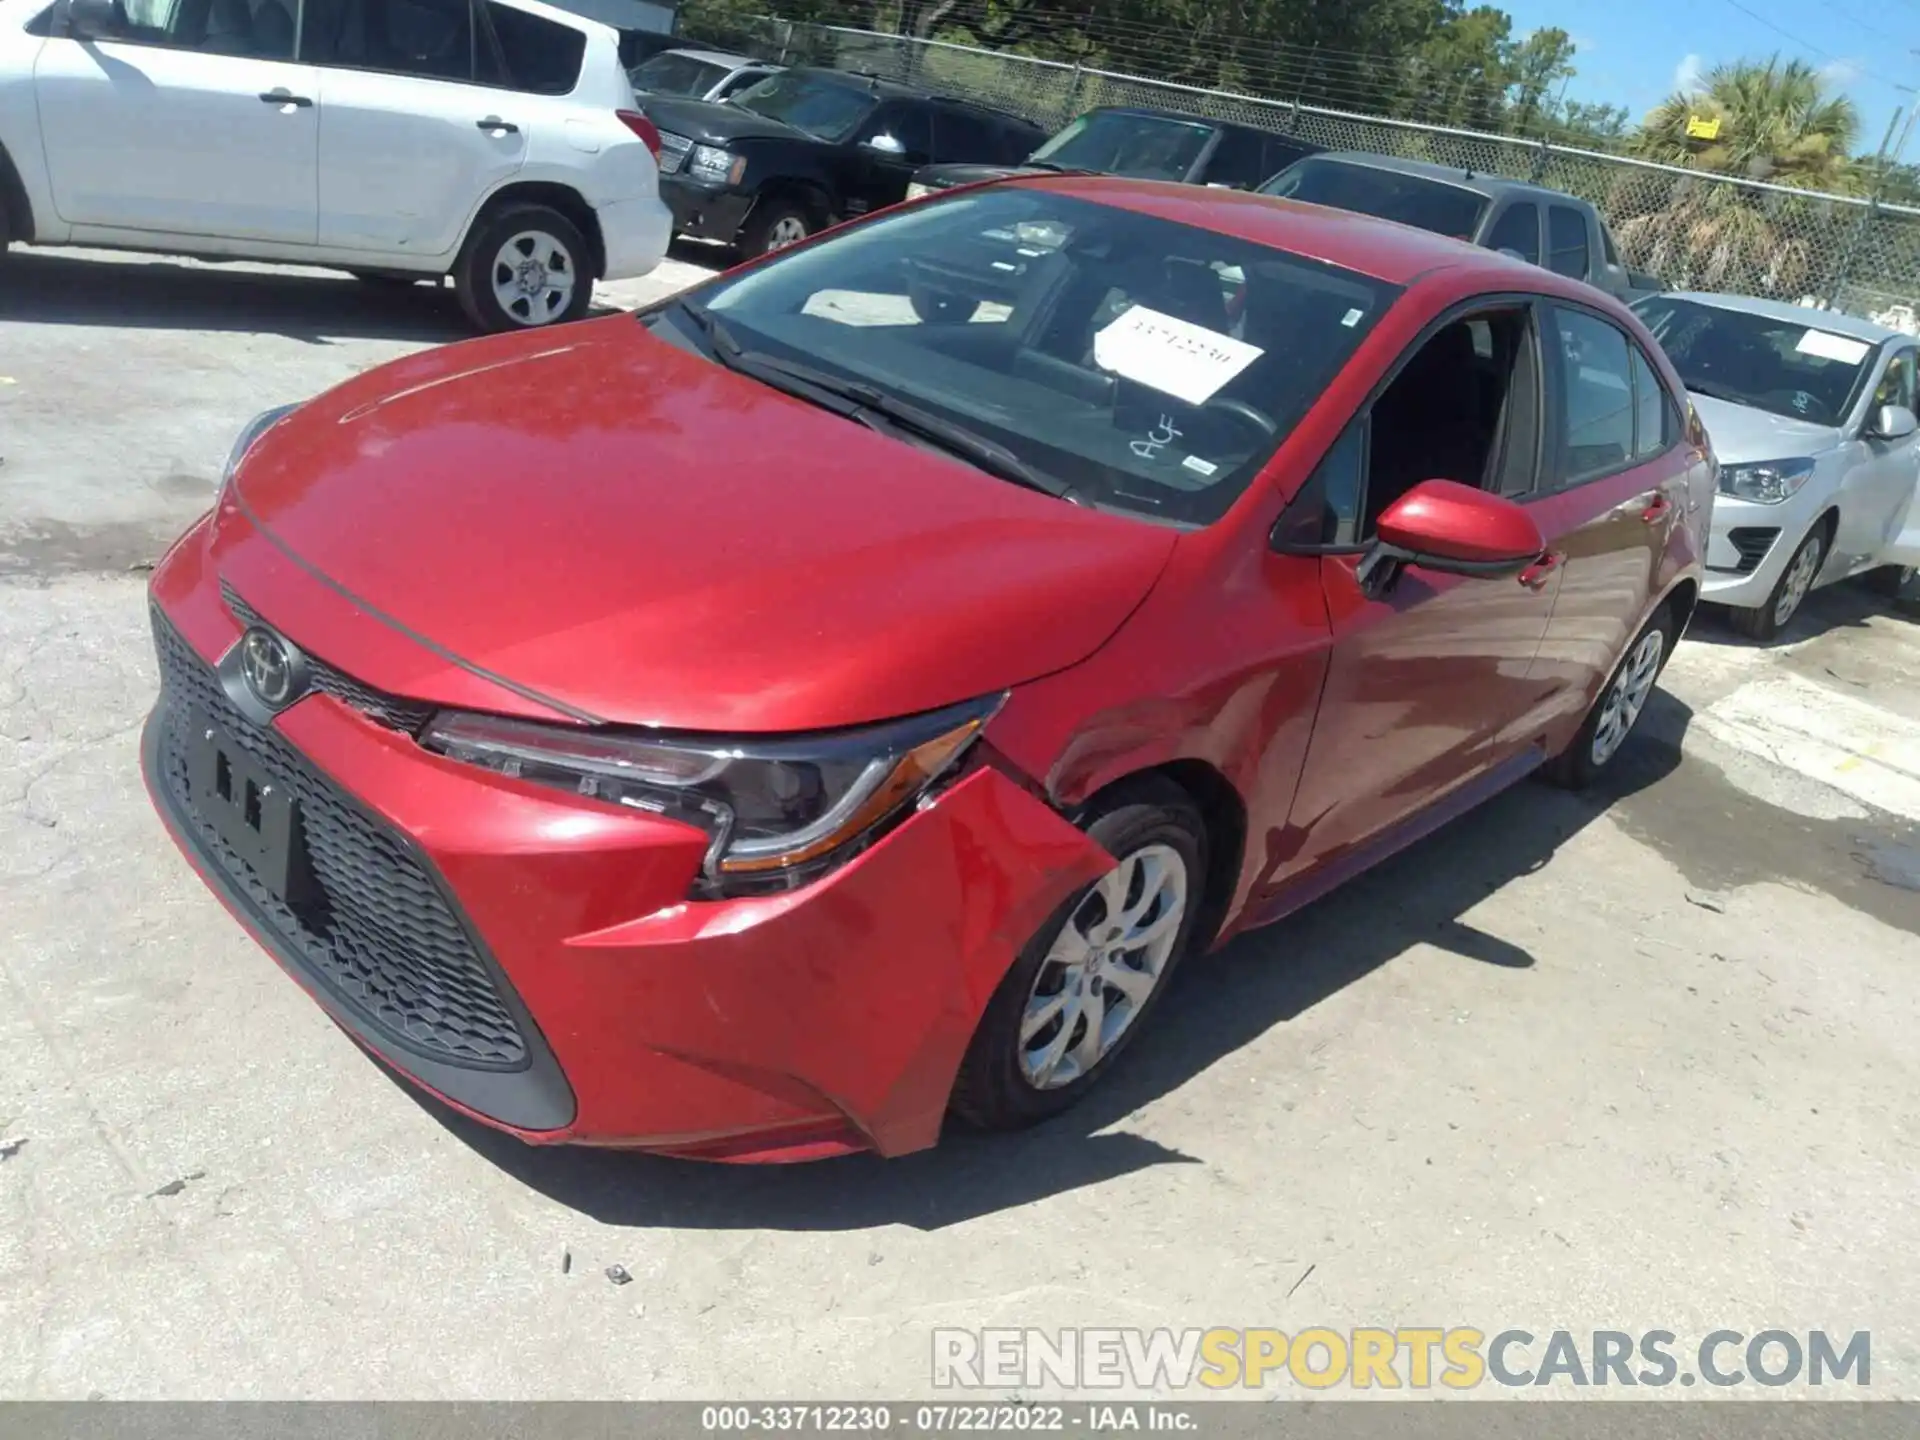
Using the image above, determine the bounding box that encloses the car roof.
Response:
[646,48,771,69]
[785,66,1039,121]
[1658,291,1908,344]
[1081,105,1315,141]
[1295,150,1577,202]
[1013,174,1546,286]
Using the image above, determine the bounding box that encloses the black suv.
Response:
[641,67,1047,256]
[907,105,1324,197]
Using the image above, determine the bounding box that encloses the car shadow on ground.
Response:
[1688,575,1918,649]
[0,249,475,343]
[401,690,1695,1232]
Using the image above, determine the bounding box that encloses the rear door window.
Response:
[1485,202,1540,264]
[481,2,584,94]
[302,0,474,81]
[1547,205,1590,279]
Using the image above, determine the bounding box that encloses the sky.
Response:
[1499,0,1920,159]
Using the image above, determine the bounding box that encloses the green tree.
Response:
[1635,54,1862,190]
[1503,26,1575,136]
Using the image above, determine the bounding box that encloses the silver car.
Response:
[628,48,785,106]
[1632,292,1920,639]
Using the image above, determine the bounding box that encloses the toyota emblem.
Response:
[239,627,296,708]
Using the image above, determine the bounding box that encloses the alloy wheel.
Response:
[490,230,577,326]
[1773,532,1824,627]
[1018,843,1189,1090]
[766,215,809,251]
[1589,628,1665,768]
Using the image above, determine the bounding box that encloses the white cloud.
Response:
[1819,58,1863,89]
[1673,53,1706,93]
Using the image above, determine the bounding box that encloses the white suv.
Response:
[0,0,671,330]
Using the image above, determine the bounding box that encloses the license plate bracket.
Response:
[185,716,307,904]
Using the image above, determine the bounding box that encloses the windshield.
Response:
[729,71,877,142]
[629,52,731,98]
[680,188,1398,525]
[1027,111,1217,181]
[1631,296,1877,425]
[1260,157,1490,241]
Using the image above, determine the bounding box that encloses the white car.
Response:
[628,46,781,106]
[0,0,672,330]
[1633,292,1920,638]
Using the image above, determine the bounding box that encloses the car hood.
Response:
[1688,392,1842,463]
[228,318,1176,734]
[639,95,809,145]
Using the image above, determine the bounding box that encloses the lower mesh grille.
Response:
[150,608,530,1070]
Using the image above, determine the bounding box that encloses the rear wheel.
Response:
[1729,522,1826,641]
[454,204,593,333]
[1547,605,1675,790]
[950,777,1208,1131]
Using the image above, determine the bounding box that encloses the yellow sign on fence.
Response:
[1686,114,1723,140]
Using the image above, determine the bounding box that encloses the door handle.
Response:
[476,117,520,134]
[1518,550,1564,591]
[258,89,313,107]
[1640,492,1673,524]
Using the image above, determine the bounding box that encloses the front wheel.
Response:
[454,204,593,334]
[1729,523,1827,641]
[1547,605,1675,790]
[738,198,811,259]
[950,777,1208,1132]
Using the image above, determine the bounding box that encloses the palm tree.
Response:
[1634,55,1862,192]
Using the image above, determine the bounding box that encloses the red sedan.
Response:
[141,177,1711,1162]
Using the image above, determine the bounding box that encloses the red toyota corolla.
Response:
[142,177,1711,1162]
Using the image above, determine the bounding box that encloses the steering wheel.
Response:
[1753,388,1834,423]
[1202,396,1278,438]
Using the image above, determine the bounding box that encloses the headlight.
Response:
[221,404,299,489]
[1718,458,1815,504]
[906,181,933,201]
[422,694,1004,895]
[687,144,746,186]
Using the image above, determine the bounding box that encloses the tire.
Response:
[453,204,593,334]
[909,286,982,324]
[1862,563,1915,599]
[950,776,1209,1132]
[1728,522,1827,642]
[738,197,812,260]
[1547,604,1676,791]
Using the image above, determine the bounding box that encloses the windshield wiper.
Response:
[686,302,1081,503]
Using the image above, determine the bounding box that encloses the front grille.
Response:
[221,581,436,735]
[1727,526,1781,576]
[656,130,692,175]
[150,609,530,1070]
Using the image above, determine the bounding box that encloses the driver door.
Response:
[845,100,931,219]
[1254,304,1561,913]
[1839,344,1920,570]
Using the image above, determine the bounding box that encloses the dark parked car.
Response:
[907,104,1324,199]
[1260,151,1665,303]
[642,67,1046,256]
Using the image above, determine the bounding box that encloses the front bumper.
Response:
[1700,488,1823,609]
[140,514,1110,1161]
[659,174,755,243]
[595,194,674,281]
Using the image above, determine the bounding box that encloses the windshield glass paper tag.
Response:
[1093,305,1264,405]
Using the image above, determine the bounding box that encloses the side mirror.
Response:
[1869,404,1918,441]
[1360,479,1545,593]
[861,134,906,157]
[64,0,122,37]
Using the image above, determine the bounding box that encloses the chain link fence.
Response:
[678,15,1920,332]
